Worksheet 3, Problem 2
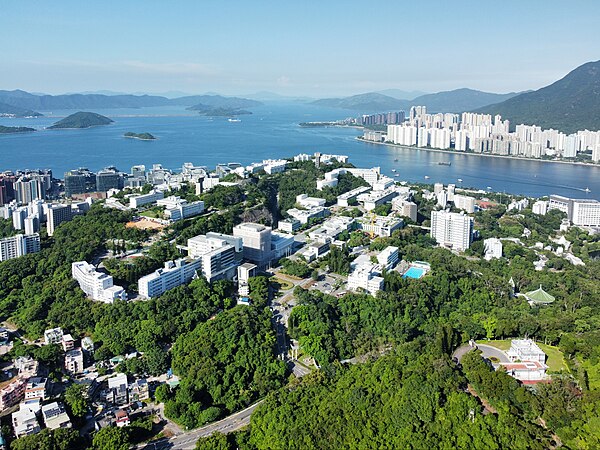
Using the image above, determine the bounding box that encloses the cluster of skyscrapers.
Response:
[366,106,600,161]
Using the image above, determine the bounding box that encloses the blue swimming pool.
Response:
[403,267,427,279]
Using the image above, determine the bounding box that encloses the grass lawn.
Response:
[140,210,160,218]
[476,339,568,373]
[271,277,294,291]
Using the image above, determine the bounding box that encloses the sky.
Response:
[1,0,599,97]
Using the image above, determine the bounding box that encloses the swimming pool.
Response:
[403,267,427,279]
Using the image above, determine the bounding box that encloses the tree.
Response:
[64,384,89,419]
[92,426,129,450]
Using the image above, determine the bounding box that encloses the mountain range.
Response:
[311,89,522,114]
[0,91,263,116]
[475,60,600,134]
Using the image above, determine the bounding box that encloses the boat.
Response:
[457,178,463,183]
[228,118,241,123]
[438,162,451,166]
[584,187,591,193]
[392,169,397,172]
[424,175,430,179]
[394,159,398,162]
[394,174,399,177]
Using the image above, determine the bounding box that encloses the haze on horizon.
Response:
[1,0,599,98]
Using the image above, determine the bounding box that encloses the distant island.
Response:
[0,125,36,134]
[124,132,156,140]
[187,104,254,117]
[48,111,113,129]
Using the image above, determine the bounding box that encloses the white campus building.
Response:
[138,258,202,298]
[483,238,503,260]
[186,233,243,282]
[430,210,473,251]
[72,261,127,303]
[129,190,164,209]
[156,196,204,221]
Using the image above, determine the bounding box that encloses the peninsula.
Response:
[48,111,113,129]
[124,132,156,140]
[0,125,35,134]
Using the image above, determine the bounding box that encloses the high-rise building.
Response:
[0,234,41,262]
[0,175,16,206]
[14,178,43,205]
[187,233,243,282]
[47,204,73,236]
[64,169,95,197]
[430,210,473,251]
[233,223,272,268]
[96,167,124,193]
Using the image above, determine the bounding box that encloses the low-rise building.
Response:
[391,197,417,222]
[62,334,75,352]
[483,238,503,260]
[287,206,330,225]
[357,215,403,237]
[237,262,257,297]
[453,194,476,213]
[506,339,546,364]
[278,218,301,233]
[44,327,64,346]
[336,186,371,207]
[296,194,326,208]
[0,378,26,411]
[107,373,128,406]
[356,188,398,211]
[347,263,384,296]
[115,409,130,427]
[129,190,164,209]
[377,246,399,270]
[271,232,294,260]
[72,261,128,303]
[15,357,39,378]
[532,200,548,215]
[24,377,48,401]
[42,402,72,430]
[138,258,202,298]
[64,348,84,374]
[12,402,40,438]
[157,196,204,221]
[129,378,149,401]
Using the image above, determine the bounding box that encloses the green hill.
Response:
[312,92,406,111]
[48,111,113,129]
[0,125,35,134]
[124,132,156,140]
[476,60,600,133]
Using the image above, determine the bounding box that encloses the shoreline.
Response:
[124,135,157,141]
[356,138,600,168]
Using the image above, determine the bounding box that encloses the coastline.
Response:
[124,135,157,141]
[356,137,600,168]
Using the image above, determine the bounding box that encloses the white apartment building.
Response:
[0,233,40,262]
[72,261,127,303]
[453,194,476,213]
[138,258,202,298]
[129,190,164,208]
[64,348,84,374]
[430,210,473,251]
[532,200,548,215]
[233,223,273,267]
[44,327,64,346]
[483,238,503,260]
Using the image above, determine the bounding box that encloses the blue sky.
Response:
[1,0,599,96]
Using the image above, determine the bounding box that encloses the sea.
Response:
[1,102,599,199]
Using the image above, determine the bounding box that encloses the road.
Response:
[135,401,263,450]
